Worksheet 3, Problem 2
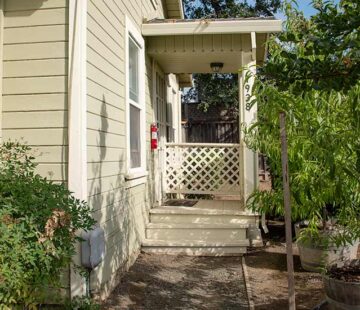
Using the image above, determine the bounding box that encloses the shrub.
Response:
[0,142,95,307]
[65,296,100,310]
[244,80,360,246]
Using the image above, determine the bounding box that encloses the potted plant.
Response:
[323,260,360,309]
[295,219,358,272]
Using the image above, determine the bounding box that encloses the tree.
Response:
[244,0,360,245]
[183,0,281,19]
[258,0,360,92]
[182,0,281,111]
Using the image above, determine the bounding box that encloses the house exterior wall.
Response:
[0,0,180,299]
[85,0,171,298]
[1,0,69,183]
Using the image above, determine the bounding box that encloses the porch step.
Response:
[142,202,261,256]
[142,239,248,256]
[150,206,259,225]
[145,223,248,242]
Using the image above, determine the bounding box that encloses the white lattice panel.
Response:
[165,143,242,195]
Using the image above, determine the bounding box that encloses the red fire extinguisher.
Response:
[151,123,158,150]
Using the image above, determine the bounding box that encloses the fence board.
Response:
[182,120,239,143]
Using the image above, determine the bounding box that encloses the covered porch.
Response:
[142,18,282,255]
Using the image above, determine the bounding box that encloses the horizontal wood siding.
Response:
[86,0,166,298]
[2,0,69,183]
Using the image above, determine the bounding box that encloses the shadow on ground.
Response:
[101,254,249,310]
[245,221,325,310]
[246,250,324,310]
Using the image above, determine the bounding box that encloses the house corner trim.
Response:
[68,0,87,298]
[68,0,87,201]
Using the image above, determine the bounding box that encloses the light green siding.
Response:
[0,0,177,299]
[86,0,167,298]
[2,0,69,183]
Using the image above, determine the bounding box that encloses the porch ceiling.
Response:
[142,18,282,74]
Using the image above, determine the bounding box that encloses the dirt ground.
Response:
[246,244,325,310]
[102,254,249,310]
[102,221,358,310]
[245,221,331,310]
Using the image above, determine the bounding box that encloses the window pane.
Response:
[130,105,141,168]
[129,37,139,103]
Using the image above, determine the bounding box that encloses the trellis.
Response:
[165,143,243,195]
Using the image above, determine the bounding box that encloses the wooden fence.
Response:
[182,120,239,143]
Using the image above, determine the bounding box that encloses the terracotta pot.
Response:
[323,274,360,310]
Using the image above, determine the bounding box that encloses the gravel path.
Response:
[102,254,249,310]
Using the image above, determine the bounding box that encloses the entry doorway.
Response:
[153,63,178,205]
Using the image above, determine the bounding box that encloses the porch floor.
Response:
[153,199,256,216]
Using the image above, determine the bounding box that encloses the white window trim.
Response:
[150,0,158,9]
[125,16,146,177]
[68,0,87,298]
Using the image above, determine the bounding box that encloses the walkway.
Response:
[102,254,249,310]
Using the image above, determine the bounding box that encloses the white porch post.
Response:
[239,51,258,206]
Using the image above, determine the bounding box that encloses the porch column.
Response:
[239,51,258,206]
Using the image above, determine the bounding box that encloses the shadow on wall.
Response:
[87,95,149,298]
[4,0,49,13]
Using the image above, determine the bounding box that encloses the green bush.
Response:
[245,79,360,246]
[65,296,100,310]
[0,142,95,307]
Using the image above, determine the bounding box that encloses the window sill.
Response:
[125,170,149,180]
[124,171,148,188]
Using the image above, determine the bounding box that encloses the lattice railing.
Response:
[165,143,242,195]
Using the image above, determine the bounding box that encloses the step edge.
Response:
[146,223,250,229]
[151,207,257,216]
[142,239,250,247]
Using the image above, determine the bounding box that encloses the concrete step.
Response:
[142,239,249,256]
[151,206,255,215]
[145,223,248,242]
[150,206,259,225]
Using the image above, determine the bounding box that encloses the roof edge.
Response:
[165,0,185,19]
[142,18,282,36]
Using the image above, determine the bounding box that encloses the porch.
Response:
[144,142,262,255]
[142,18,281,255]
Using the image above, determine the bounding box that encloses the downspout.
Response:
[68,0,88,298]
[260,33,271,235]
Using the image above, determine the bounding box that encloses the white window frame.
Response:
[125,17,146,178]
[150,0,158,9]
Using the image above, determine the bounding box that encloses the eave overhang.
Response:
[143,18,282,74]
[142,18,282,36]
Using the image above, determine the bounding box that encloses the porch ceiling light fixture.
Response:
[210,62,224,73]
